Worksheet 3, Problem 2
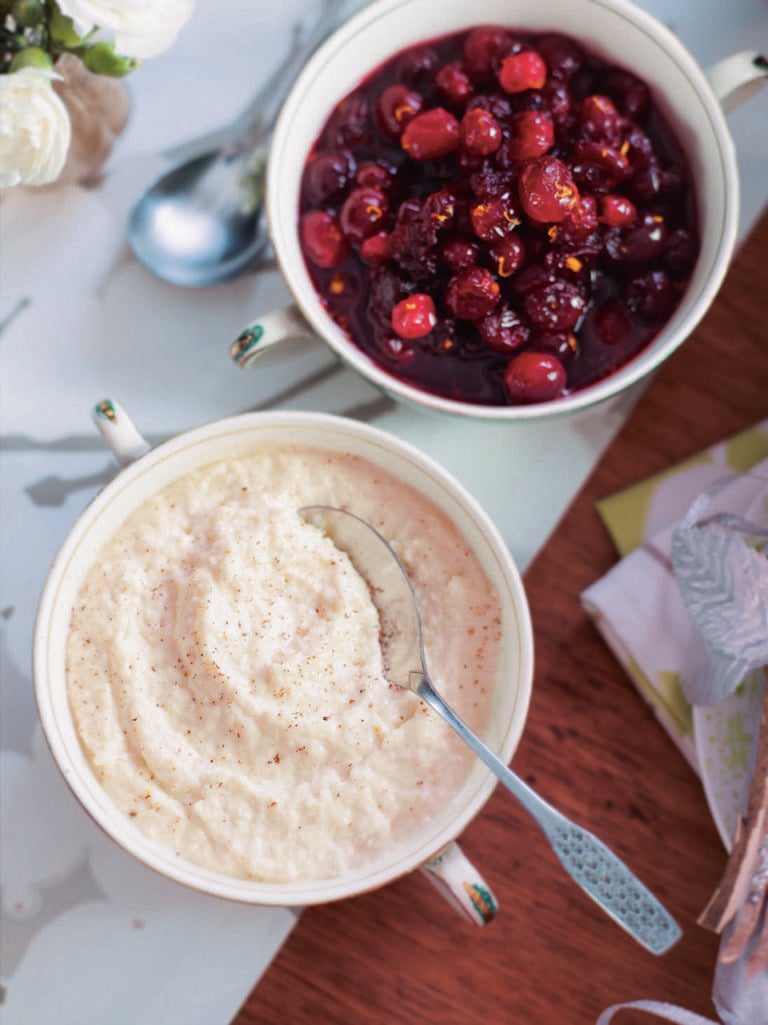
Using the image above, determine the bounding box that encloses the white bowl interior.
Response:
[267,0,739,419]
[34,411,533,904]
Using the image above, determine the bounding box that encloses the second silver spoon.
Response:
[301,504,682,955]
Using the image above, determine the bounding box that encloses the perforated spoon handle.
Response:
[414,674,682,955]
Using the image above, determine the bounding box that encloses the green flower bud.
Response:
[81,41,138,78]
[48,7,84,48]
[8,45,53,72]
[12,0,45,29]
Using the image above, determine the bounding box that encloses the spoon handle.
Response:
[414,675,682,955]
[232,0,362,149]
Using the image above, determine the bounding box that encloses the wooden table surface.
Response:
[233,212,768,1025]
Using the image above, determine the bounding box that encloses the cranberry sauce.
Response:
[298,27,699,406]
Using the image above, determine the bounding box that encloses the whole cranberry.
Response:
[462,27,515,82]
[599,194,637,227]
[445,266,501,319]
[606,212,667,266]
[340,187,389,243]
[489,234,526,277]
[498,50,547,93]
[437,235,480,271]
[355,162,393,190]
[518,156,580,223]
[501,111,555,162]
[423,188,457,230]
[571,140,630,189]
[533,330,579,363]
[523,278,585,331]
[401,107,460,160]
[359,231,391,265]
[625,270,677,323]
[503,351,567,402]
[394,45,439,85]
[460,107,502,155]
[435,62,473,104]
[303,149,354,205]
[391,293,437,339]
[300,211,349,269]
[325,95,370,148]
[535,33,583,80]
[470,194,520,241]
[377,84,423,137]
[580,95,623,141]
[556,195,600,242]
[476,305,529,353]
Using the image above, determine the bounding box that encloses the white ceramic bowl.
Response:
[34,404,534,915]
[232,0,765,419]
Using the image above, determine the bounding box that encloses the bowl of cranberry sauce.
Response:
[258,0,743,418]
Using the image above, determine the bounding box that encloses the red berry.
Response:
[470,194,520,241]
[340,186,389,243]
[303,150,354,205]
[300,211,349,268]
[359,231,391,265]
[391,293,437,339]
[476,305,529,353]
[377,84,423,136]
[435,62,473,104]
[401,107,460,160]
[437,235,479,271]
[518,156,580,223]
[502,111,554,161]
[498,50,547,93]
[572,140,629,188]
[460,107,502,155]
[489,234,526,278]
[355,162,393,190]
[580,95,623,140]
[533,330,579,364]
[523,278,585,331]
[599,194,637,227]
[445,266,501,320]
[462,27,514,82]
[503,351,567,403]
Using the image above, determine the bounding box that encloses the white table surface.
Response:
[1,2,766,1022]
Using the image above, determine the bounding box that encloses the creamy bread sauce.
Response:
[66,447,501,881]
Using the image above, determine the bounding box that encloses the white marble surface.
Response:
[0,1,766,1022]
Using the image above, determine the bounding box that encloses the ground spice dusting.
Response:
[66,445,503,883]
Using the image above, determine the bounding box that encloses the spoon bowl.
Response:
[127,0,358,287]
[302,504,683,955]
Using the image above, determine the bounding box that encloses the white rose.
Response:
[58,0,195,60]
[0,68,72,188]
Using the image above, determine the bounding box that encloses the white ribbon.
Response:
[596,1000,719,1025]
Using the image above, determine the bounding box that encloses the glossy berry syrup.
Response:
[298,27,699,406]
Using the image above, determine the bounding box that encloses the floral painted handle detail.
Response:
[230,305,315,369]
[421,841,499,926]
[92,398,151,466]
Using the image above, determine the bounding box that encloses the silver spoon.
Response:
[301,504,682,955]
[127,0,354,287]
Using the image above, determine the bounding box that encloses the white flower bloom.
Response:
[58,0,195,59]
[0,68,72,188]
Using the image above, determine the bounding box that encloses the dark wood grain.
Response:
[232,212,768,1025]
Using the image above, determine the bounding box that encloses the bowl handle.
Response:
[92,399,151,467]
[707,50,768,113]
[230,304,317,369]
[421,841,499,926]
